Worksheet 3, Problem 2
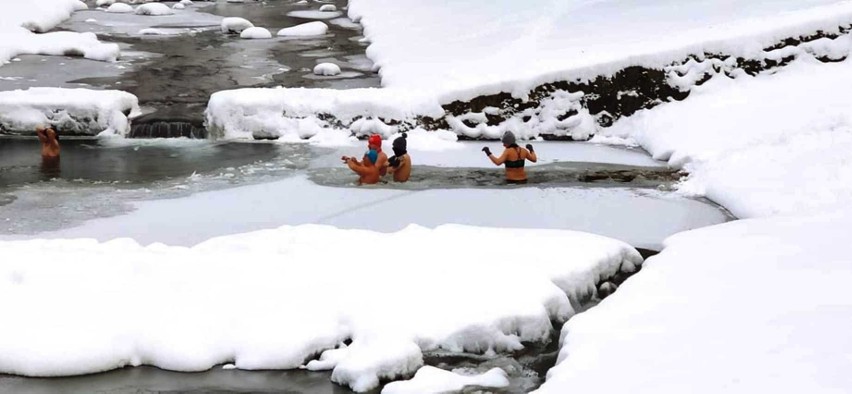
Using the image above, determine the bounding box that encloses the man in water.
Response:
[367,134,389,177]
[342,148,381,185]
[482,131,537,184]
[36,125,60,177]
[387,132,411,182]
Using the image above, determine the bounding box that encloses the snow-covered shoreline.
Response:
[0,224,641,392]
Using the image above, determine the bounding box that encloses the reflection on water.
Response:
[40,156,61,181]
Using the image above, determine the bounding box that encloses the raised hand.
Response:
[525,144,534,153]
[482,147,492,156]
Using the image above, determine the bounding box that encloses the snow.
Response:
[206,0,852,141]
[276,21,328,37]
[287,10,343,20]
[95,0,115,6]
[220,17,253,34]
[0,88,139,136]
[313,62,341,76]
[135,3,173,16]
[0,0,120,65]
[106,3,134,13]
[319,4,337,12]
[0,224,641,393]
[605,56,852,219]
[172,3,185,10]
[536,211,852,393]
[537,38,852,394]
[239,27,272,39]
[383,366,509,394]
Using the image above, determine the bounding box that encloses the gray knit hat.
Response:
[501,131,516,146]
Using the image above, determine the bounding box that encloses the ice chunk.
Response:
[220,17,254,34]
[383,367,510,394]
[277,21,328,37]
[313,62,341,76]
[286,10,343,20]
[240,27,272,39]
[135,3,173,16]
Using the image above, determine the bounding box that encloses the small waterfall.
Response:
[130,121,207,139]
[129,105,208,139]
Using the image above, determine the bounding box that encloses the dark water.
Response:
[0,367,359,394]
[0,137,306,189]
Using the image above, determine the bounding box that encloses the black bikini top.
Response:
[505,146,524,168]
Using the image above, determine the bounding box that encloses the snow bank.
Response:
[383,366,509,394]
[96,0,115,6]
[0,0,119,65]
[239,26,271,39]
[536,212,852,393]
[207,0,852,140]
[0,88,139,136]
[277,21,328,37]
[135,3,173,16]
[538,39,852,394]
[220,17,253,34]
[606,56,852,218]
[0,225,640,392]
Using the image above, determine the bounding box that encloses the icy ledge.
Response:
[0,88,140,136]
[0,224,641,392]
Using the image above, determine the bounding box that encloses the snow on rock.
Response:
[536,212,852,393]
[71,0,87,10]
[0,0,119,66]
[220,17,254,34]
[180,0,193,4]
[383,366,510,394]
[313,62,341,76]
[276,21,328,37]
[0,224,640,392]
[0,88,139,137]
[172,3,185,10]
[239,27,272,39]
[95,0,115,6]
[106,3,134,13]
[319,4,337,12]
[135,3,173,16]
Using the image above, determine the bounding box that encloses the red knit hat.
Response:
[368,134,382,149]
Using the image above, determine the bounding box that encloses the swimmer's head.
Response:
[501,131,516,147]
[368,134,382,150]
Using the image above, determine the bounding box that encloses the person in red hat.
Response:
[366,134,389,177]
[341,148,381,185]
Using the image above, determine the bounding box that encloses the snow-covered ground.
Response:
[205,0,852,140]
[0,224,641,393]
[537,46,852,394]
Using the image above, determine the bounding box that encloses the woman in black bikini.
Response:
[482,131,537,184]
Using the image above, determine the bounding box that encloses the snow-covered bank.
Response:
[536,212,852,393]
[537,49,852,393]
[205,0,852,140]
[1,0,119,65]
[0,224,641,392]
[0,88,139,136]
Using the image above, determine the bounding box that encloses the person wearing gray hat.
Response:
[482,131,537,184]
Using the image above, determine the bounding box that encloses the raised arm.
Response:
[489,148,509,166]
[525,144,537,163]
[36,128,47,143]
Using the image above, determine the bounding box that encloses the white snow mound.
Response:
[106,3,134,13]
[277,21,328,37]
[383,367,510,394]
[135,3,173,16]
[220,17,254,34]
[319,4,337,12]
[313,62,341,76]
[240,27,272,39]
